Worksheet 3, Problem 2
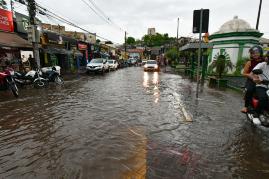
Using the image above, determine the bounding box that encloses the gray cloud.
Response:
[12,0,269,43]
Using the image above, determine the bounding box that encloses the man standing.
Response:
[28,54,37,70]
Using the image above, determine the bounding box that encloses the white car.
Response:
[144,60,160,72]
[108,60,119,70]
[86,58,109,74]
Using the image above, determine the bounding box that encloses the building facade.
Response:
[208,16,263,74]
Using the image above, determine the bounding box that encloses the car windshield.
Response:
[91,59,103,63]
[108,60,114,64]
[147,60,157,64]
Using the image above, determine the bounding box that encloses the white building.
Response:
[208,16,263,74]
[148,28,156,35]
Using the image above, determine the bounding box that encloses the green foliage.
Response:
[209,54,234,78]
[142,33,172,47]
[96,39,101,44]
[126,37,135,45]
[165,48,179,65]
[233,57,248,76]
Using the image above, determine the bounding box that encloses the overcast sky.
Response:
[11,0,269,44]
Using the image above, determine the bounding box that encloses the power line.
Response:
[82,0,125,32]
[14,0,117,43]
[81,0,111,24]
[36,3,116,42]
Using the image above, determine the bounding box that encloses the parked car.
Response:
[86,58,109,74]
[131,58,137,66]
[108,60,119,70]
[144,60,160,72]
[142,59,147,65]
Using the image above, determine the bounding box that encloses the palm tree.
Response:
[209,54,233,78]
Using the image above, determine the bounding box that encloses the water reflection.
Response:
[120,128,147,179]
[143,72,160,103]
[143,72,149,88]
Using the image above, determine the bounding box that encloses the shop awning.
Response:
[0,31,32,48]
[179,42,213,51]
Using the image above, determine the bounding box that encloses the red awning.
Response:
[0,31,32,48]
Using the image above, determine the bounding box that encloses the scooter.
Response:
[0,67,19,97]
[245,69,269,127]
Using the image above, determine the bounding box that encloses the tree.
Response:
[126,37,135,45]
[96,39,101,44]
[209,54,233,78]
[165,47,180,64]
[142,33,173,47]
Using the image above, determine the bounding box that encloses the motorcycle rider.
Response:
[241,45,264,113]
[251,51,269,120]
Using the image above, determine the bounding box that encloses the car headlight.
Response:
[154,65,158,69]
[144,65,148,68]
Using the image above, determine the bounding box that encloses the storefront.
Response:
[40,31,82,72]
[0,9,32,71]
[77,41,88,66]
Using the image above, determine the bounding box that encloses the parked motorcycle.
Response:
[0,67,19,97]
[41,66,64,85]
[14,66,63,88]
[245,69,269,127]
[14,69,48,88]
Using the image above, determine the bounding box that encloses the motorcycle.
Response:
[41,66,64,85]
[14,69,48,88]
[14,66,63,88]
[245,69,269,127]
[0,67,19,97]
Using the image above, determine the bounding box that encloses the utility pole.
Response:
[176,18,179,61]
[196,9,203,99]
[256,0,262,30]
[125,31,127,60]
[27,0,40,68]
[10,0,14,15]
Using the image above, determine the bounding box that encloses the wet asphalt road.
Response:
[1,67,269,179]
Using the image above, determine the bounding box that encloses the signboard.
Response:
[0,9,14,32]
[193,9,209,33]
[15,12,30,34]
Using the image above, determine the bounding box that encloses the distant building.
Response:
[148,28,156,35]
[260,38,269,48]
[42,23,66,34]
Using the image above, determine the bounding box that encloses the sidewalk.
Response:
[61,67,87,81]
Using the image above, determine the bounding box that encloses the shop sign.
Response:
[0,9,14,32]
[78,43,87,50]
[15,12,29,33]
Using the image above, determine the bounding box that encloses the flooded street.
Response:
[1,67,269,178]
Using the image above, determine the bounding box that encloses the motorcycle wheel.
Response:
[54,76,64,85]
[34,78,48,88]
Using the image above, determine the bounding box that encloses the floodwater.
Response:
[1,67,269,179]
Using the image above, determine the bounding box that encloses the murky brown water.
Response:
[1,67,269,178]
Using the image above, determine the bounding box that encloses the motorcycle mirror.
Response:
[252,69,263,75]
